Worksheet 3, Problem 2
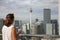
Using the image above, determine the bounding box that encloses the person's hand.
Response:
[18,29,22,35]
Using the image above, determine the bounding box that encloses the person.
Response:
[2,13,22,40]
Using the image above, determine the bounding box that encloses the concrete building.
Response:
[46,23,55,35]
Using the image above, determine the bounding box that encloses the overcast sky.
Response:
[0,0,58,22]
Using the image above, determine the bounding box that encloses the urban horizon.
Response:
[0,0,58,22]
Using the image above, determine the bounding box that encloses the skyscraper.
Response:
[44,9,51,23]
[43,9,51,34]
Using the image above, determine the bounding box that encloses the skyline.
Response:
[0,0,58,22]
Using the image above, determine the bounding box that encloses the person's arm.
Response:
[17,29,22,36]
[11,27,17,40]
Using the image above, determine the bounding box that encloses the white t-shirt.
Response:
[2,25,14,40]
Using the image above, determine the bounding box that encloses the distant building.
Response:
[31,19,41,34]
[22,24,27,34]
[44,9,51,23]
[26,23,30,34]
[14,20,19,28]
[30,22,41,40]
[22,23,30,34]
[46,23,54,35]
[51,20,58,35]
[0,19,4,34]
[37,22,44,34]
[40,20,58,35]
[43,9,51,34]
[14,20,20,32]
[19,20,23,28]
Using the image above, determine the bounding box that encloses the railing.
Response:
[1,34,60,40]
[19,34,60,40]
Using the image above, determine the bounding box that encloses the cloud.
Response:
[0,0,58,22]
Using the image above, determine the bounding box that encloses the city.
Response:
[0,0,59,40]
[0,9,59,40]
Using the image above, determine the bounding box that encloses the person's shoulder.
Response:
[11,25,16,30]
[11,24,15,27]
[2,25,6,31]
[2,25,6,28]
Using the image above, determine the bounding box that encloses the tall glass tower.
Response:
[43,9,51,34]
[44,9,51,23]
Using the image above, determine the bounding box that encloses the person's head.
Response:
[4,13,14,27]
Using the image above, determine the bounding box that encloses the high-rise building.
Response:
[51,20,58,35]
[43,9,51,34]
[44,9,51,23]
[14,20,20,30]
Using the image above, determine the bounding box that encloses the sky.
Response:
[0,0,58,22]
